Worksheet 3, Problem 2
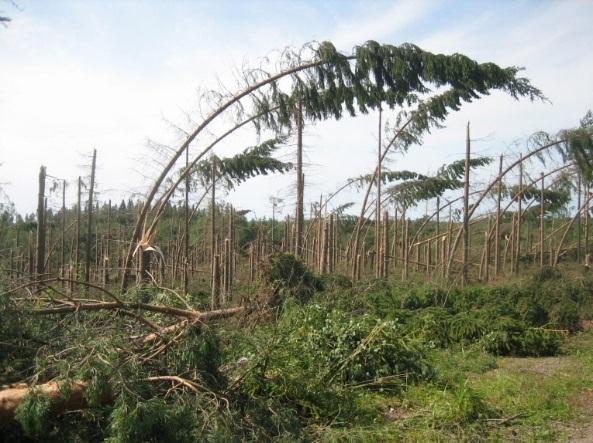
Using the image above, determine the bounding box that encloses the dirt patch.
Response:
[579,319,593,331]
[497,356,567,376]
[570,388,593,410]
[384,406,412,421]
[568,389,593,443]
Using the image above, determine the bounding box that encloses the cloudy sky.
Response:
[1,0,592,218]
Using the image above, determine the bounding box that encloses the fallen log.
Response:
[0,305,245,425]
[0,380,92,424]
[142,306,245,344]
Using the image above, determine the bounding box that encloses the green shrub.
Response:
[532,265,562,283]
[449,312,487,344]
[320,273,352,291]
[549,299,580,332]
[404,307,453,348]
[257,253,323,306]
[234,303,432,425]
[478,318,561,356]
[516,297,549,326]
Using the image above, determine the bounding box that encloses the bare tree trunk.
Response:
[74,177,82,289]
[294,102,304,257]
[375,108,382,278]
[35,166,47,280]
[61,179,66,285]
[577,173,582,263]
[316,196,323,271]
[222,238,231,304]
[85,149,97,283]
[435,198,440,276]
[382,209,389,278]
[28,231,34,276]
[15,225,21,279]
[211,254,220,309]
[444,208,453,279]
[462,123,470,285]
[494,155,503,275]
[514,154,523,273]
[402,219,409,281]
[104,200,111,286]
[585,186,590,257]
[321,217,329,274]
[554,192,593,265]
[540,172,545,268]
[507,213,516,272]
[485,216,491,281]
[391,207,398,270]
[229,206,235,298]
[283,216,290,252]
[184,146,190,294]
[210,160,216,262]
[249,242,255,283]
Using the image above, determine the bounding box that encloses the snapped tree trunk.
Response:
[85,149,97,283]
[35,166,47,279]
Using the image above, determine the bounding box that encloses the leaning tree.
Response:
[120,40,545,292]
[134,137,292,288]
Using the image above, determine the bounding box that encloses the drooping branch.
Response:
[122,40,545,291]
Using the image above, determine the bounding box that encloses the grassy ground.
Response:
[4,260,593,442]
[317,329,593,442]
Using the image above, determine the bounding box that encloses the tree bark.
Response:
[295,102,304,257]
[85,149,97,283]
[35,166,46,279]
[462,123,471,285]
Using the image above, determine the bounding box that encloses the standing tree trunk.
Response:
[35,166,47,279]
[60,179,66,285]
[184,146,190,294]
[104,200,111,286]
[210,160,217,263]
[462,123,471,285]
[85,149,97,283]
[540,172,545,268]
[435,198,440,276]
[382,209,389,278]
[485,216,491,281]
[515,154,523,273]
[577,173,582,263]
[494,155,503,275]
[74,177,82,289]
[402,218,409,281]
[294,102,304,257]
[585,186,590,257]
[375,108,382,278]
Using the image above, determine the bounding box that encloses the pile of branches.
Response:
[0,277,243,433]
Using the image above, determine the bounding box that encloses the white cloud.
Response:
[329,0,441,50]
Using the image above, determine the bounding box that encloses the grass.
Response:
[5,263,593,441]
[470,329,593,441]
[314,330,593,442]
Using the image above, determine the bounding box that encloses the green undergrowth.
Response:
[3,260,593,441]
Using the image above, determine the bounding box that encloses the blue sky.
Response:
[1,0,592,217]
